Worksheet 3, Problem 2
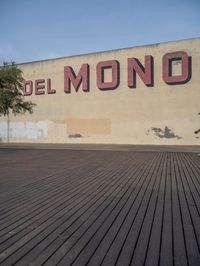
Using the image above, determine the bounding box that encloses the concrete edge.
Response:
[0,143,200,153]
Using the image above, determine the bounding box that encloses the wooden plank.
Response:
[73,154,159,266]
[129,153,164,266]
[141,153,168,266]
[15,156,144,266]
[173,153,200,266]
[0,154,134,265]
[48,155,156,266]
[0,149,199,266]
[170,153,188,266]
[105,154,162,266]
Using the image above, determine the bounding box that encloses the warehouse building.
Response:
[0,38,199,145]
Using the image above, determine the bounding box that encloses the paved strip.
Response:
[0,148,199,265]
[0,143,200,153]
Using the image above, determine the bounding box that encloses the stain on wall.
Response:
[194,113,200,138]
[69,133,82,138]
[195,129,200,134]
[151,126,182,139]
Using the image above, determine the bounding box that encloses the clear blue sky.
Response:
[0,0,199,64]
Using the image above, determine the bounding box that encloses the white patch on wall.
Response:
[0,120,48,140]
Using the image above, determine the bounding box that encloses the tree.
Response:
[0,62,36,142]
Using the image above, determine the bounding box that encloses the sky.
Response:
[0,0,199,65]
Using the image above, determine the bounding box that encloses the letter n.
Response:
[128,56,154,88]
[64,64,89,93]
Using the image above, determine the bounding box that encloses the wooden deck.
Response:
[0,148,200,265]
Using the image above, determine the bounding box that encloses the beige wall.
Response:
[0,38,200,145]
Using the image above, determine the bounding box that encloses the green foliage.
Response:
[0,62,36,116]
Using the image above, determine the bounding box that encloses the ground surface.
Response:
[0,146,200,265]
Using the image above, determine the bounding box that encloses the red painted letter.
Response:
[35,79,45,95]
[163,51,191,84]
[128,55,153,88]
[24,80,33,96]
[47,78,56,94]
[97,60,119,90]
[64,64,89,93]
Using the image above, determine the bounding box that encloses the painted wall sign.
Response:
[24,78,56,96]
[1,38,199,145]
[23,51,191,96]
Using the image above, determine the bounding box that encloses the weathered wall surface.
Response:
[0,38,199,145]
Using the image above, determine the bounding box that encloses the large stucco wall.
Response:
[0,38,200,145]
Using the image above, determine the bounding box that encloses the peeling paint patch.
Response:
[0,120,48,140]
[151,126,182,139]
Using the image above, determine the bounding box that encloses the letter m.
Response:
[64,64,89,93]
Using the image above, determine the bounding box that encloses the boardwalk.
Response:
[0,147,200,265]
